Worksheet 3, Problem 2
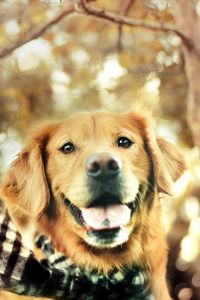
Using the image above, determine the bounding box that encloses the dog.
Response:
[0,110,185,300]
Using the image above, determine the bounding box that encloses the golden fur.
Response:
[0,111,185,300]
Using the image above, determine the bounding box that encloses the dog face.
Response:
[45,112,150,248]
[0,111,185,265]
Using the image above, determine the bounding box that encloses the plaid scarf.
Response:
[0,204,154,300]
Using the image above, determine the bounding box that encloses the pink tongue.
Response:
[82,204,131,230]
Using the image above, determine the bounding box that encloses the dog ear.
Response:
[128,111,186,195]
[146,134,186,195]
[0,123,57,219]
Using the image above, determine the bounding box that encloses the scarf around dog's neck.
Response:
[36,235,153,300]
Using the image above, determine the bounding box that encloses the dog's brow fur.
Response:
[91,114,96,134]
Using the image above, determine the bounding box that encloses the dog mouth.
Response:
[81,203,132,231]
[64,193,137,233]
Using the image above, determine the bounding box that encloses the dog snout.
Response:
[85,153,122,180]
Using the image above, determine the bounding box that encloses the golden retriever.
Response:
[0,111,185,300]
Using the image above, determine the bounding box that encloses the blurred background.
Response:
[0,0,200,299]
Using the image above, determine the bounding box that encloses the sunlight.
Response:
[143,74,160,94]
[189,218,200,237]
[70,49,90,66]
[15,39,52,71]
[183,197,200,220]
[180,235,199,262]
[5,19,20,36]
[51,70,71,110]
[173,171,190,196]
[0,136,21,171]
[96,56,126,89]
[148,0,169,10]
[196,1,200,15]
[51,70,71,85]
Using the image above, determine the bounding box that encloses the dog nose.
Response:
[85,153,121,180]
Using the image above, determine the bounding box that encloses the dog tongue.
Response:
[82,204,131,230]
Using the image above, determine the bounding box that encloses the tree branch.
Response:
[0,0,194,60]
[0,3,74,60]
[117,0,135,51]
[74,0,193,49]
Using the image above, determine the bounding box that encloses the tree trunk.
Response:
[172,0,200,150]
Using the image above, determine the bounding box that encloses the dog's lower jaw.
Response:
[83,226,131,249]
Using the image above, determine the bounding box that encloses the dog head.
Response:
[0,111,185,255]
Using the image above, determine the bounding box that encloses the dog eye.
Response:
[117,136,133,149]
[60,142,75,154]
